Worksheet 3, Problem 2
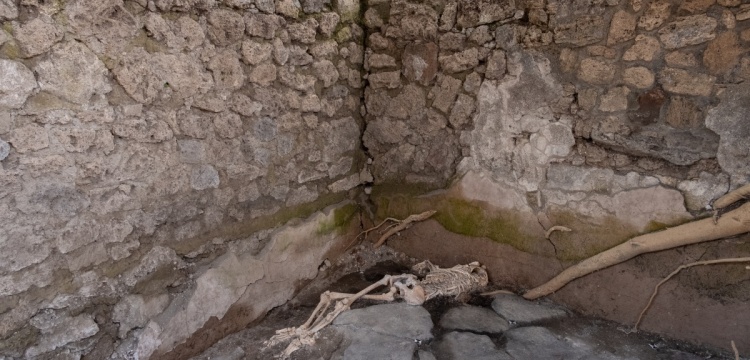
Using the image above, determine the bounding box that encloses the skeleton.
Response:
[264,260,488,359]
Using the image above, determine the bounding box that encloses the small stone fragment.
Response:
[0,0,18,19]
[718,0,740,6]
[0,59,37,109]
[658,67,716,96]
[25,314,99,358]
[449,94,475,128]
[577,58,616,85]
[363,7,383,29]
[273,38,289,65]
[439,1,457,31]
[431,75,462,113]
[607,10,637,45]
[702,32,742,75]
[276,0,300,18]
[468,25,493,45]
[248,63,277,86]
[678,0,716,15]
[505,327,591,360]
[577,87,599,111]
[334,0,359,22]
[665,51,698,68]
[402,42,439,85]
[301,0,328,13]
[288,45,313,66]
[623,67,655,89]
[368,53,396,69]
[241,40,273,65]
[440,33,466,52]
[586,46,617,59]
[213,112,243,139]
[678,172,730,211]
[207,9,245,46]
[245,13,282,39]
[368,71,401,89]
[9,124,49,153]
[721,9,736,29]
[439,306,510,333]
[737,4,750,21]
[554,15,607,46]
[665,96,703,129]
[368,33,390,51]
[288,21,317,44]
[191,165,220,190]
[658,15,717,49]
[439,48,479,73]
[559,48,577,73]
[35,41,111,105]
[319,12,340,36]
[638,1,671,31]
[463,72,482,94]
[333,303,433,341]
[491,294,567,324]
[13,16,63,57]
[623,35,661,61]
[485,50,506,80]
[436,332,512,360]
[0,138,9,160]
[599,86,630,112]
[313,60,339,87]
[208,50,246,91]
[178,139,205,164]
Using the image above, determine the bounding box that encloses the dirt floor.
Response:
[191,242,742,360]
[386,220,750,354]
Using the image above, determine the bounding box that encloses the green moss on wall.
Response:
[317,202,359,235]
[1,41,21,59]
[372,188,542,255]
[0,326,38,356]
[545,210,639,262]
[371,184,701,263]
[172,192,351,255]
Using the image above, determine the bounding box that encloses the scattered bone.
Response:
[545,225,572,239]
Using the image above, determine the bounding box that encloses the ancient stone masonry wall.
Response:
[364,0,750,239]
[364,0,750,352]
[363,0,750,190]
[0,0,368,358]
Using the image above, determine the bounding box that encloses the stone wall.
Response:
[363,0,750,352]
[0,0,367,358]
[2,0,750,357]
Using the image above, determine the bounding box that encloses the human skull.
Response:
[394,275,426,306]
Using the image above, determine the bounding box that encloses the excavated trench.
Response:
[192,243,740,360]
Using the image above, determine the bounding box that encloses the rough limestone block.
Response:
[491,294,567,324]
[0,60,37,109]
[439,305,510,333]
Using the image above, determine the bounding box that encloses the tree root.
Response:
[713,184,750,223]
[714,184,750,210]
[523,202,750,300]
[632,257,750,332]
[373,210,437,248]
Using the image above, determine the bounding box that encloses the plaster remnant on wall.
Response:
[0,60,37,109]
